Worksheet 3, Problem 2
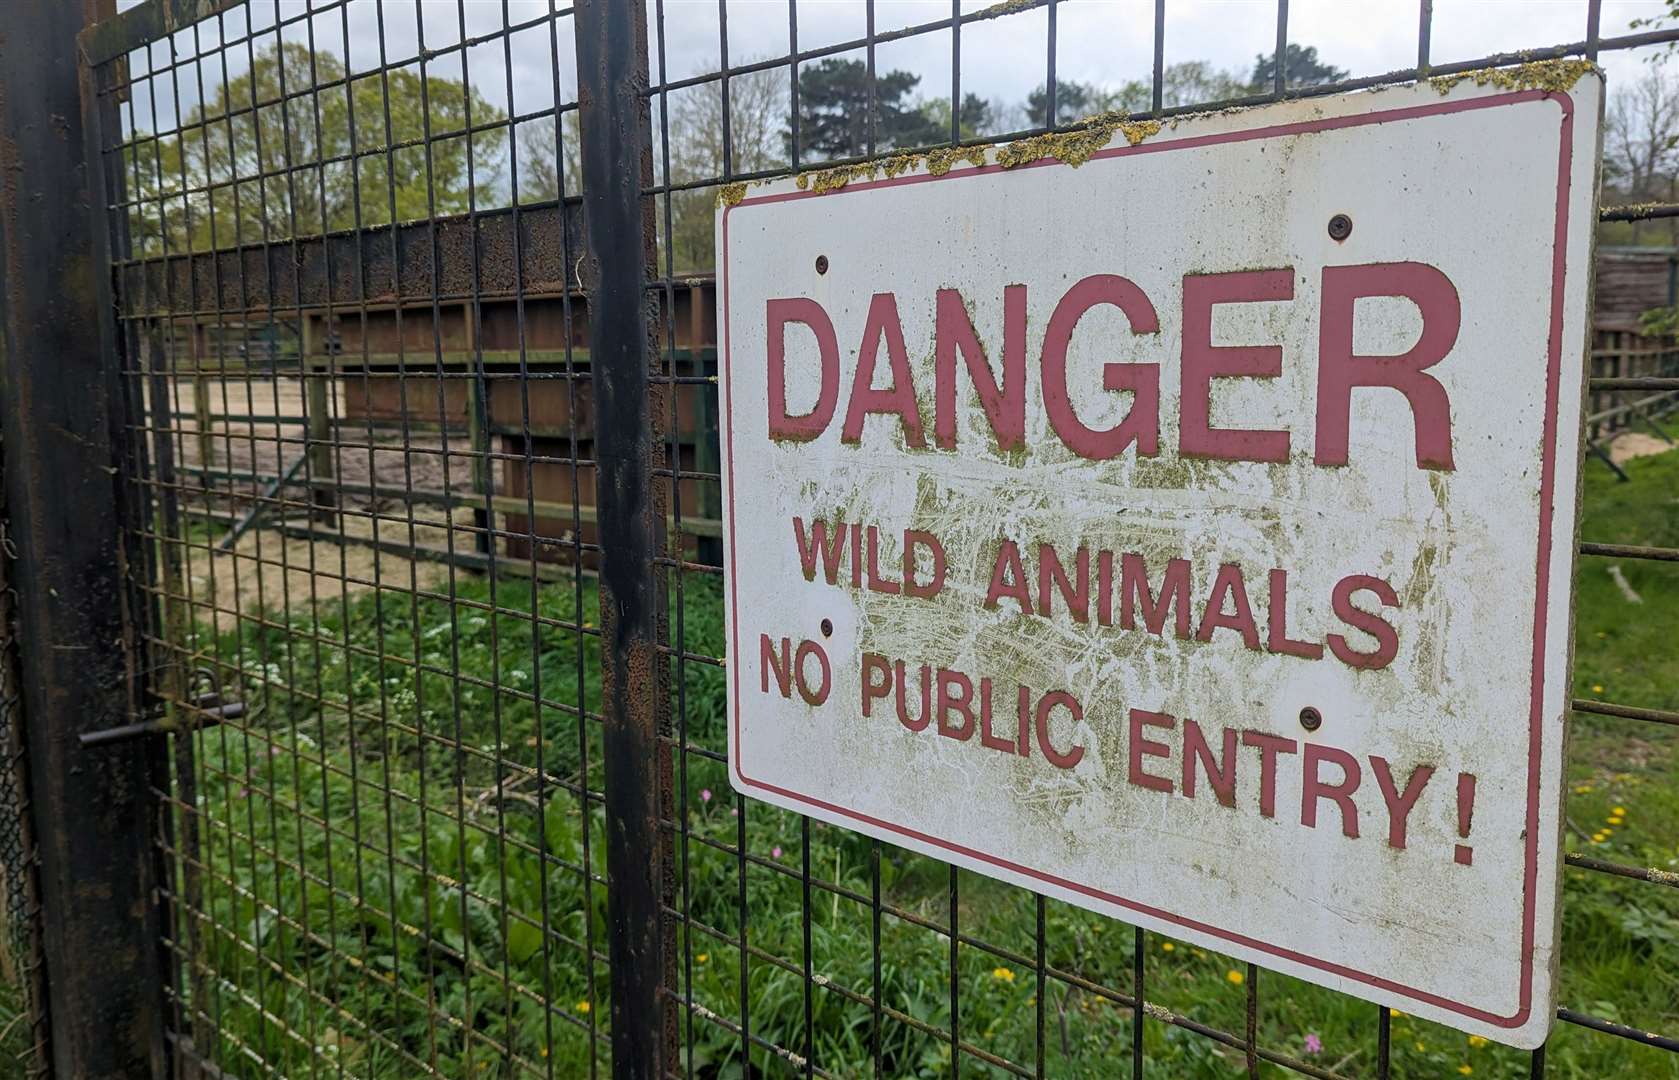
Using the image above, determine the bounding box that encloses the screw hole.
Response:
[815,254,829,274]
[820,618,833,638]
[1299,706,1323,732]
[1327,214,1352,241]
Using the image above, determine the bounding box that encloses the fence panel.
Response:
[40,0,1679,1077]
[87,0,615,1073]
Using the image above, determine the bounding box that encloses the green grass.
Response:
[98,448,1679,1076]
[0,976,35,1079]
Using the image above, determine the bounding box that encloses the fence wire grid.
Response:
[54,0,1679,1077]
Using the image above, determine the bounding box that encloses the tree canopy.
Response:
[119,40,1366,276]
[1250,44,1348,90]
[789,59,944,161]
[127,43,504,254]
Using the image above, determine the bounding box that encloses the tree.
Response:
[1603,67,1679,245]
[918,93,1004,141]
[1250,44,1347,90]
[1026,82,1100,127]
[1163,61,1251,105]
[668,63,789,183]
[133,43,505,253]
[503,59,789,272]
[790,59,942,161]
[514,113,582,205]
[1022,63,1248,128]
[652,61,788,272]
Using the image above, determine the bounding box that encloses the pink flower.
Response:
[700,788,712,804]
[1304,1033,1322,1055]
[772,846,783,859]
[730,807,738,817]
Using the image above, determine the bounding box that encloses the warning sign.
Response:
[717,69,1602,1047]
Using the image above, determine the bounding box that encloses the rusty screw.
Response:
[820,618,833,638]
[1299,705,1323,732]
[815,254,829,275]
[1327,214,1353,242]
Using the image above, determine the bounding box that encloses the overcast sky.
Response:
[114,1,1676,137]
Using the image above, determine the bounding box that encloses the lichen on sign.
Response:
[780,111,1164,196]
[996,115,1162,170]
[794,146,989,194]
[1429,58,1598,97]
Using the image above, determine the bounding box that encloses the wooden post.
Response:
[467,379,493,558]
[464,301,492,557]
[302,313,337,523]
[192,342,213,473]
[694,285,723,566]
[687,280,703,358]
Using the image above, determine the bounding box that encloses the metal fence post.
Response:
[574,2,675,1077]
[0,2,163,1077]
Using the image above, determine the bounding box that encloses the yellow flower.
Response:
[1591,832,1606,843]
[1458,1066,1473,1076]
[1468,1035,1488,1048]
[696,953,708,964]
[1591,684,1604,693]
[1226,970,1244,985]
[1415,1041,1426,1052]
[1614,806,1627,815]
[1389,1008,1405,1018]
[1607,816,1623,826]
[1574,785,1592,794]
[576,1000,591,1013]
[1602,828,1614,836]
[540,1047,549,1058]
[1161,942,1175,952]
[992,967,1015,982]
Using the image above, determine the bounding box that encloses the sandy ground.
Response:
[1608,430,1675,465]
[161,376,477,497]
[181,511,465,633]
[159,375,497,629]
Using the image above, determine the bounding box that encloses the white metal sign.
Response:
[716,69,1602,1048]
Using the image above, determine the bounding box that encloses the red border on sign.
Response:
[719,88,1575,1029]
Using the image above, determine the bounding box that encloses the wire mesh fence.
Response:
[34,0,1679,1076]
[0,428,48,1078]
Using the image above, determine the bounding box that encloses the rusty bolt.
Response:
[816,254,829,275]
[1327,214,1353,241]
[820,618,833,638]
[1299,706,1323,732]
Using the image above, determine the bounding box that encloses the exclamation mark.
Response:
[1455,773,1477,866]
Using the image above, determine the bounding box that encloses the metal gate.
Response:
[0,0,1675,1076]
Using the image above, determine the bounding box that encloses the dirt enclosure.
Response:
[159,374,549,628]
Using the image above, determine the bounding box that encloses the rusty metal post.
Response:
[0,1,164,1077]
[574,1,675,1076]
